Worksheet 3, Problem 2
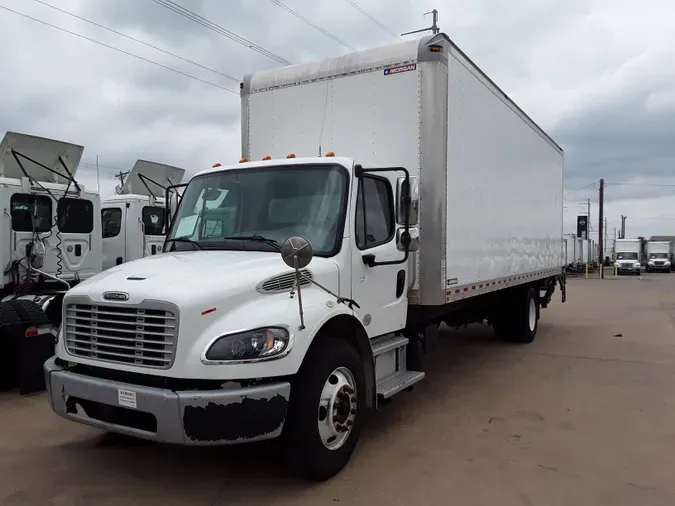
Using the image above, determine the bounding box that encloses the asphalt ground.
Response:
[1,273,674,505]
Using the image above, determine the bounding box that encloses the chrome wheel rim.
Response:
[317,366,357,450]
[528,297,537,332]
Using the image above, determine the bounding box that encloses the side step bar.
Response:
[371,334,425,399]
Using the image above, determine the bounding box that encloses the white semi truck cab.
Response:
[0,131,102,325]
[645,241,672,273]
[44,33,566,480]
[101,160,185,270]
[614,238,642,275]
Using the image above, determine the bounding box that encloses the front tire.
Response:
[284,337,365,481]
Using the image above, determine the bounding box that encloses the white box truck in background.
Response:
[645,241,672,273]
[563,233,577,271]
[0,131,102,325]
[615,238,642,275]
[44,34,566,480]
[101,160,185,270]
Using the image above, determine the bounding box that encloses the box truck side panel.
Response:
[444,51,563,295]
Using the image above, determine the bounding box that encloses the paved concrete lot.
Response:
[2,274,675,505]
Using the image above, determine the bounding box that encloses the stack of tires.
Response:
[0,300,54,394]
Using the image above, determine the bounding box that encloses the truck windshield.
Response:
[166,164,348,255]
[649,253,667,259]
[617,252,638,260]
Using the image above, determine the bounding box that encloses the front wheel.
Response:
[284,337,364,481]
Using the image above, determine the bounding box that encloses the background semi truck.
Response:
[0,131,102,320]
[645,240,672,273]
[44,33,566,480]
[615,238,642,275]
[101,159,185,270]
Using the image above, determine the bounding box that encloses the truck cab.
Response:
[0,131,101,323]
[645,241,672,273]
[614,238,642,275]
[101,160,185,270]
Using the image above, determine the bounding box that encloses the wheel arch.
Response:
[309,314,376,409]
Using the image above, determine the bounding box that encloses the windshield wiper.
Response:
[223,234,280,250]
[165,237,202,250]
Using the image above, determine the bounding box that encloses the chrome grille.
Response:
[64,303,177,368]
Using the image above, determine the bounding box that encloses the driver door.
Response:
[350,171,409,338]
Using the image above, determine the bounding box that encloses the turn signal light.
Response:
[325,151,335,157]
[213,162,222,168]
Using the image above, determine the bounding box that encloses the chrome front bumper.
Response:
[44,357,291,445]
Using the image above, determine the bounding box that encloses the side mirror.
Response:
[281,236,313,269]
[397,227,420,252]
[396,176,419,225]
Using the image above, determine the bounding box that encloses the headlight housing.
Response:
[634,262,641,267]
[203,327,291,362]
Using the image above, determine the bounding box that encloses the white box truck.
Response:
[645,240,672,273]
[101,159,185,270]
[614,238,642,275]
[563,233,576,270]
[44,34,566,480]
[0,131,102,324]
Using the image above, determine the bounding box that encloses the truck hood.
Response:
[68,250,339,308]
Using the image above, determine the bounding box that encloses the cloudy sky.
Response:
[1,0,674,239]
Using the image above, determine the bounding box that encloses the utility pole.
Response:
[402,9,440,36]
[598,178,604,277]
[114,170,130,186]
[620,215,627,239]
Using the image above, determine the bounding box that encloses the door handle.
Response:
[362,254,376,267]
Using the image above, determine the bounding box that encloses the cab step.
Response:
[377,370,425,399]
[371,334,409,357]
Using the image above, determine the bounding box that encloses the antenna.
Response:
[401,9,439,36]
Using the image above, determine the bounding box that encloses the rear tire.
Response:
[6,300,50,324]
[494,287,539,344]
[284,337,364,481]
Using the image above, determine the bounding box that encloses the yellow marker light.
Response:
[429,45,442,53]
[262,155,272,160]
[213,162,222,168]
[325,151,335,157]
[239,158,248,163]
[286,153,296,159]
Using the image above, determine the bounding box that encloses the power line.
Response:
[342,0,400,39]
[0,4,238,93]
[564,182,596,196]
[32,0,240,83]
[269,0,356,51]
[150,0,292,65]
[607,182,675,188]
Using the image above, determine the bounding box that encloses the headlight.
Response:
[203,327,291,362]
[634,262,640,267]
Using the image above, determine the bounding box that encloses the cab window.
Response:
[57,198,94,233]
[101,208,122,238]
[142,206,166,236]
[10,194,52,232]
[355,176,395,250]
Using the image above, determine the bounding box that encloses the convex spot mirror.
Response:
[397,227,420,252]
[396,176,419,225]
[281,236,313,269]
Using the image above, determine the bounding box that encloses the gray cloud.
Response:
[1,0,675,236]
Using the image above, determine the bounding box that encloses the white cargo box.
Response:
[242,33,563,306]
